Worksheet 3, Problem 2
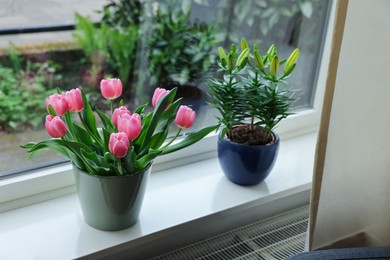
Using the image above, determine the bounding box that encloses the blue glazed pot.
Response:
[218,131,279,186]
[74,164,152,231]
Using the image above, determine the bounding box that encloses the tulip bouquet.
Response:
[22,78,218,176]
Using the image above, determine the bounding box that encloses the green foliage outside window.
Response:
[146,5,218,87]
[0,47,60,131]
[73,13,138,93]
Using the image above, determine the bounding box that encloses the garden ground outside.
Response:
[0,0,105,174]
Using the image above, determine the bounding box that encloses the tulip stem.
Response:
[161,128,182,150]
[117,159,124,176]
[110,100,114,116]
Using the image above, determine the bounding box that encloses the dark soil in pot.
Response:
[227,125,275,146]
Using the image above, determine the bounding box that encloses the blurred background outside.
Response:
[0,0,328,175]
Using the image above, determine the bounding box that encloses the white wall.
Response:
[312,0,390,249]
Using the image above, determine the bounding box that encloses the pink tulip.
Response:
[45,115,67,138]
[65,88,84,112]
[117,113,142,141]
[175,105,196,129]
[46,93,68,116]
[109,132,129,158]
[112,106,131,127]
[100,78,122,100]
[152,87,170,108]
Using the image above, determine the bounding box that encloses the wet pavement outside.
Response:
[0,0,105,47]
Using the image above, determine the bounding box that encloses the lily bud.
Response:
[227,53,234,71]
[240,38,248,51]
[218,47,228,64]
[270,55,280,77]
[236,47,250,69]
[267,44,276,57]
[254,49,264,71]
[230,43,237,54]
[284,48,300,74]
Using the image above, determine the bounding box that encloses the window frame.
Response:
[0,0,335,212]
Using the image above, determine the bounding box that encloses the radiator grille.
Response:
[152,205,309,260]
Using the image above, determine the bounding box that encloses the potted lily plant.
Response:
[22,78,218,231]
[208,38,300,186]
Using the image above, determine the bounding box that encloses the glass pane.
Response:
[0,0,328,175]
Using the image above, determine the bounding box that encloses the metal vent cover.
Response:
[151,205,309,260]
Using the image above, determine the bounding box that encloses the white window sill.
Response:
[0,131,317,259]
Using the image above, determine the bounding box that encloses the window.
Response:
[0,0,330,177]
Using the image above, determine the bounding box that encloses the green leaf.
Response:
[80,90,99,140]
[96,108,114,131]
[139,88,177,156]
[22,140,69,158]
[80,149,110,175]
[136,149,162,171]
[60,139,94,155]
[21,139,86,170]
[20,142,37,149]
[99,128,111,154]
[73,123,94,147]
[134,103,148,115]
[48,104,56,116]
[123,148,137,173]
[64,111,77,141]
[134,112,152,149]
[150,130,169,149]
[161,124,219,155]
[158,98,181,127]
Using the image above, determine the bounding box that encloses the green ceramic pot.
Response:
[73,164,152,231]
